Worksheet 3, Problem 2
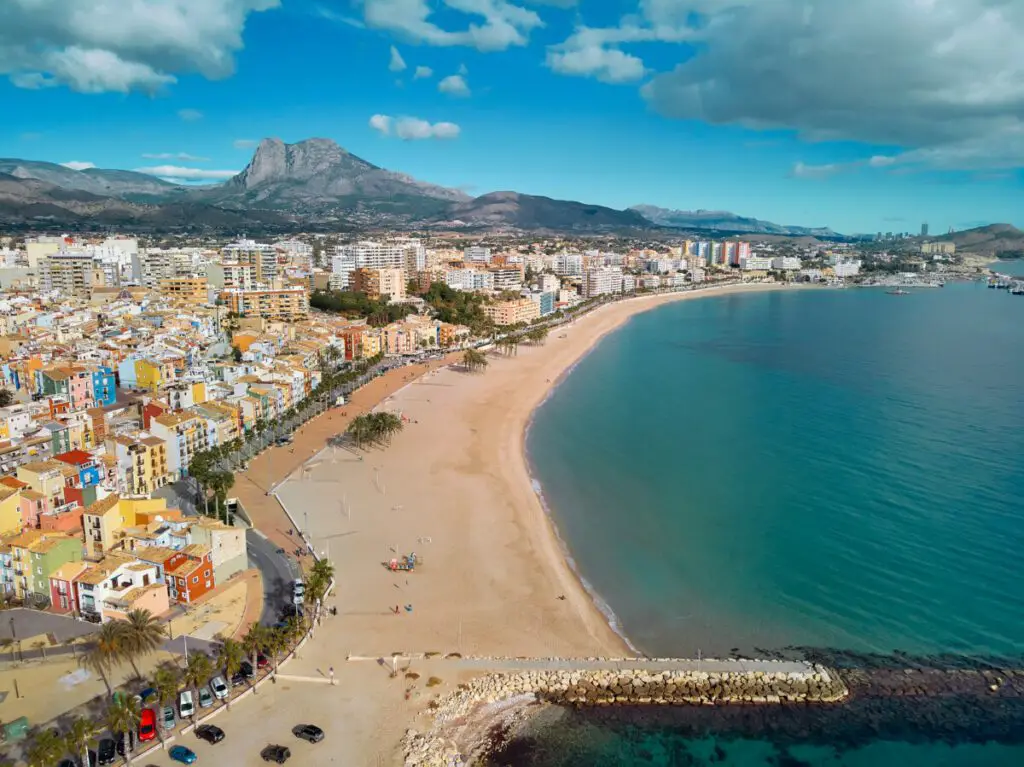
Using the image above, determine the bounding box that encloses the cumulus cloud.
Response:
[389,45,407,72]
[135,165,239,180]
[414,65,433,79]
[546,45,645,83]
[177,108,203,122]
[438,74,471,97]
[621,0,1024,170]
[143,152,209,162]
[361,0,542,52]
[1,1,277,94]
[370,114,460,140]
[369,114,394,136]
[61,161,96,171]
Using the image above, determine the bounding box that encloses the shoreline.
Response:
[513,283,807,657]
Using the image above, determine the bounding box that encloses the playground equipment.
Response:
[384,552,420,572]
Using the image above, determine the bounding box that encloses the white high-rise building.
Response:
[582,268,623,298]
[464,246,491,263]
[554,254,584,276]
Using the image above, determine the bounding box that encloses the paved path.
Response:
[0,609,100,643]
[347,655,817,675]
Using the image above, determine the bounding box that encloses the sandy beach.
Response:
[183,282,798,767]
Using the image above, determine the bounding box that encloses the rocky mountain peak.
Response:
[233,137,376,189]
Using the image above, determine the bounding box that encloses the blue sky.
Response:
[1,0,1023,234]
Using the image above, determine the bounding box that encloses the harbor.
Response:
[988,274,1024,294]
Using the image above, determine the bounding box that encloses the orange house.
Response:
[165,544,214,604]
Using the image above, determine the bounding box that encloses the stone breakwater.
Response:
[403,664,847,766]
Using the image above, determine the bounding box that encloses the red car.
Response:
[138,708,157,742]
[257,653,269,669]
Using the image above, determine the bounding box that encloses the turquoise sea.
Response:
[510,264,1024,767]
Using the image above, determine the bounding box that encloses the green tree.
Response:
[215,638,245,709]
[0,389,13,408]
[81,622,124,696]
[104,695,141,766]
[231,345,244,363]
[26,728,63,767]
[152,663,181,708]
[63,716,100,767]
[462,349,488,373]
[265,627,290,676]
[241,622,271,684]
[121,609,167,677]
[183,652,213,698]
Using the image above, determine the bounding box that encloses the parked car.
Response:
[279,604,303,621]
[195,724,225,744]
[96,738,116,765]
[160,705,176,731]
[260,745,291,763]
[57,760,76,767]
[198,685,214,708]
[230,669,247,687]
[256,653,269,669]
[169,745,198,764]
[292,580,305,606]
[293,724,325,743]
[115,731,136,757]
[240,660,255,679]
[179,690,194,718]
[138,707,157,742]
[210,675,229,700]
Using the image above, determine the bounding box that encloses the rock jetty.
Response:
[404,664,847,766]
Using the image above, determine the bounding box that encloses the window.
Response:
[203,569,210,577]
[192,576,198,583]
[205,580,211,588]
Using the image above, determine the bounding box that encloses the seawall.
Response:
[404,662,848,766]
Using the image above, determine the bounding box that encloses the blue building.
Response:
[532,291,556,316]
[91,366,116,407]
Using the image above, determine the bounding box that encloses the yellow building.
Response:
[17,460,68,507]
[135,359,163,391]
[83,495,169,558]
[224,287,309,322]
[0,485,22,536]
[483,297,541,326]
[158,277,208,305]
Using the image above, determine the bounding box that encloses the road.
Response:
[246,529,300,626]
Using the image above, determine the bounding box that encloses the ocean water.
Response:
[515,269,1024,766]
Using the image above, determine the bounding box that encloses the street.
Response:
[246,529,300,626]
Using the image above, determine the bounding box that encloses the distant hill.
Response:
[0,158,185,199]
[930,224,1024,257]
[630,204,838,237]
[442,191,652,232]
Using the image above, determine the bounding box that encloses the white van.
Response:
[179,689,194,718]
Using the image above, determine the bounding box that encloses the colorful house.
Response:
[165,544,214,604]
[48,560,89,614]
[9,529,82,605]
[90,366,116,407]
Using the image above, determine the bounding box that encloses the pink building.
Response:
[49,561,89,614]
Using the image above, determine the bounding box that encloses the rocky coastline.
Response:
[403,663,847,766]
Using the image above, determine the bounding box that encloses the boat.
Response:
[886,288,910,296]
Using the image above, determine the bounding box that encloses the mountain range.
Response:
[0,138,840,235]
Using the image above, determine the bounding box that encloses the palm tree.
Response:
[121,609,166,677]
[105,695,141,766]
[310,557,335,586]
[25,728,63,767]
[241,622,270,683]
[63,716,99,767]
[265,628,289,676]
[152,663,181,709]
[183,652,213,700]
[346,414,374,448]
[369,412,403,446]
[462,348,488,372]
[215,639,245,708]
[81,622,124,696]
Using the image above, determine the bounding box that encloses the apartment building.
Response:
[40,252,105,296]
[483,298,541,326]
[150,411,207,480]
[8,529,82,604]
[165,544,215,604]
[583,268,624,298]
[445,268,494,292]
[207,262,259,292]
[489,267,523,291]
[223,287,310,322]
[350,268,406,301]
[159,277,208,306]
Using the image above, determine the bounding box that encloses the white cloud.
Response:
[60,161,96,171]
[134,165,239,180]
[142,152,210,162]
[389,45,407,72]
[370,114,460,140]
[233,139,258,150]
[177,108,203,122]
[546,45,645,83]
[438,74,471,97]
[369,114,394,136]
[628,0,1024,170]
[458,62,468,75]
[414,65,433,79]
[361,0,542,52]
[790,161,845,179]
[2,0,278,94]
